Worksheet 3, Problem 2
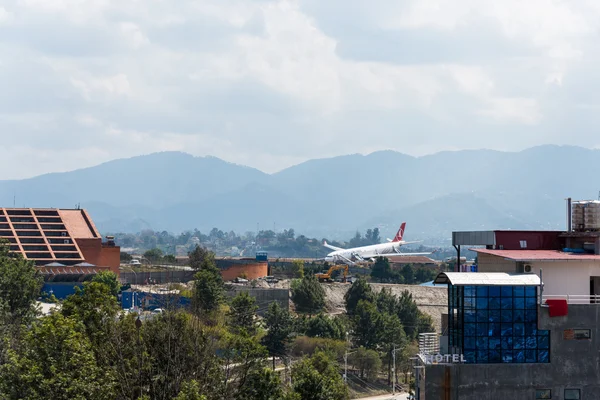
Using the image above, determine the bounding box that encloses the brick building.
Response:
[0,208,119,281]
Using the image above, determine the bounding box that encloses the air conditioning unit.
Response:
[524,264,533,273]
[61,232,66,237]
[64,239,70,244]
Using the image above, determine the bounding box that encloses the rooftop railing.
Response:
[542,294,600,304]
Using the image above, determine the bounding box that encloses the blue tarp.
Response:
[42,283,83,299]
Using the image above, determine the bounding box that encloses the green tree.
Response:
[371,257,401,283]
[291,275,325,315]
[261,302,294,370]
[396,290,420,339]
[188,246,215,271]
[344,277,375,315]
[401,264,415,284]
[0,313,115,400]
[348,347,381,379]
[193,259,224,316]
[235,367,282,400]
[376,287,399,315]
[142,311,224,400]
[173,381,207,400]
[352,300,382,349]
[0,240,43,326]
[380,312,407,384]
[228,292,258,336]
[144,248,164,263]
[92,271,120,296]
[291,260,305,278]
[290,351,348,400]
[120,252,133,262]
[61,281,120,350]
[305,314,346,340]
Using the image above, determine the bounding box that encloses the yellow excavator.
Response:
[315,264,349,283]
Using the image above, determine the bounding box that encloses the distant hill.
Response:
[0,145,596,240]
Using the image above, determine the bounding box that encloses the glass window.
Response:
[564,389,580,399]
[535,389,551,399]
[574,329,591,340]
[477,286,489,297]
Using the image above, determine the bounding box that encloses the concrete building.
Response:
[0,208,119,280]
[424,272,595,400]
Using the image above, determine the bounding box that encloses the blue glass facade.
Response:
[448,284,550,364]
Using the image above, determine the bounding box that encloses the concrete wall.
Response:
[76,238,120,275]
[530,261,600,299]
[226,287,289,315]
[425,304,600,399]
[477,253,516,273]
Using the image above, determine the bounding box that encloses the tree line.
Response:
[0,241,434,399]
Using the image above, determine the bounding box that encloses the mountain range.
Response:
[0,145,595,242]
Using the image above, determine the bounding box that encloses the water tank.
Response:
[572,200,600,231]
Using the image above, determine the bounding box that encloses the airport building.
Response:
[0,208,119,281]
[422,199,600,399]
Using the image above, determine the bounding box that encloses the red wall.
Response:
[494,231,562,250]
[76,238,120,275]
[220,262,268,281]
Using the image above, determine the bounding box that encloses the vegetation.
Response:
[291,275,326,315]
[0,241,437,399]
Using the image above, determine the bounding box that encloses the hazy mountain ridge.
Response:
[0,145,595,241]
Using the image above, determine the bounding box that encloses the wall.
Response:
[530,261,600,300]
[219,261,268,281]
[477,253,516,273]
[76,238,120,275]
[227,287,289,314]
[494,231,562,250]
[425,304,600,399]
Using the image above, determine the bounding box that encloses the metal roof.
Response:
[473,248,600,261]
[433,272,541,286]
[452,231,495,246]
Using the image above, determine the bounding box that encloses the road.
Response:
[353,393,410,400]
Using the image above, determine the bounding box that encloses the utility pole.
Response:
[344,350,348,384]
[392,344,396,395]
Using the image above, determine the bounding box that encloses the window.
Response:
[564,389,580,399]
[535,389,551,399]
[520,240,528,249]
[574,329,591,340]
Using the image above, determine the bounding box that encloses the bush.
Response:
[291,336,347,359]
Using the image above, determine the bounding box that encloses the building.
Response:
[422,199,600,399]
[424,272,596,400]
[0,208,119,281]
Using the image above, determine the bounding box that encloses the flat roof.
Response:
[433,272,541,286]
[473,248,600,261]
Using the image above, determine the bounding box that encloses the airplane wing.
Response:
[323,241,344,251]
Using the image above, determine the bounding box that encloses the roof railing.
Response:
[542,294,600,304]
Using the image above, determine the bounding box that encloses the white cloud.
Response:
[1,0,600,178]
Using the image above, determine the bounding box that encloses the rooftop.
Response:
[472,248,600,261]
[433,272,541,286]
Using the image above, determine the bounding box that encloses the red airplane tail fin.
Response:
[392,222,406,242]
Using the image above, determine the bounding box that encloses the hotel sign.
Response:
[424,354,466,364]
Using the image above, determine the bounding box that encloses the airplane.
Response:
[323,223,433,265]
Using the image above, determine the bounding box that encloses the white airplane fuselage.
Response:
[324,241,408,263]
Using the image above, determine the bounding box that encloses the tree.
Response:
[188,246,215,271]
[0,240,43,326]
[173,381,207,400]
[290,351,348,400]
[305,314,346,340]
[401,264,415,285]
[144,248,164,263]
[193,263,225,316]
[291,275,325,315]
[396,290,420,339]
[351,300,382,350]
[380,312,407,384]
[291,260,305,279]
[348,347,381,379]
[236,367,282,400]
[371,257,400,283]
[228,292,258,336]
[120,252,133,262]
[142,311,224,400]
[0,313,115,400]
[376,287,398,315]
[344,277,375,315]
[261,302,294,370]
[92,271,120,296]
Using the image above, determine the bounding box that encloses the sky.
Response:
[1,0,600,179]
